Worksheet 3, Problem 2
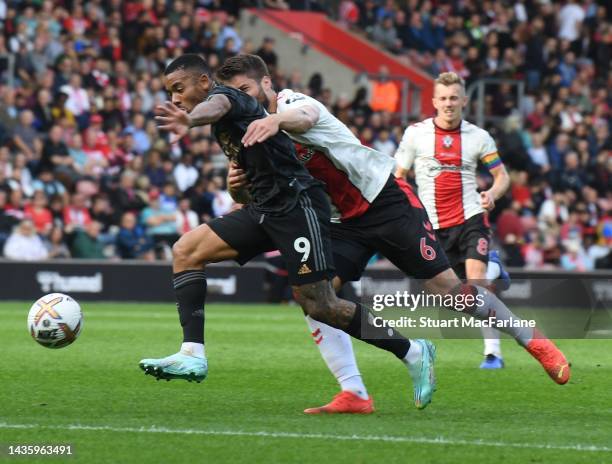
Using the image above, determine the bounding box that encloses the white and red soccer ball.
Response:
[27,293,84,349]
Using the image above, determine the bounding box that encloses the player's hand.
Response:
[241,115,280,147]
[228,161,250,190]
[155,101,191,144]
[480,190,495,211]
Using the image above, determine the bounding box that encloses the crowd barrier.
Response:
[1,260,610,312]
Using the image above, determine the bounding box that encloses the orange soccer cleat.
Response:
[304,391,375,415]
[526,330,571,385]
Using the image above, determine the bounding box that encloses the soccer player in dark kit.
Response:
[139,54,437,410]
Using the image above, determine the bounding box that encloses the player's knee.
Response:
[293,281,338,320]
[292,286,322,318]
[292,287,314,311]
[172,236,197,268]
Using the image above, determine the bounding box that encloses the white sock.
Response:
[486,260,501,280]
[484,258,503,357]
[181,342,205,358]
[305,316,369,400]
[403,339,422,364]
[482,332,502,358]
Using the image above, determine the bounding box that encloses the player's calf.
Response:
[295,280,437,408]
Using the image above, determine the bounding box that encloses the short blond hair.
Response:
[434,72,465,89]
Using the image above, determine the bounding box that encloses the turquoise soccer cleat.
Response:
[407,339,437,410]
[139,352,208,383]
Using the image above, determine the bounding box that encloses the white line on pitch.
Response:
[0,423,610,453]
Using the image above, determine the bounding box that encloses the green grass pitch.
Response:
[2,302,611,463]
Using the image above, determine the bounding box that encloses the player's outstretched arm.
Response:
[242,105,320,147]
[155,95,232,144]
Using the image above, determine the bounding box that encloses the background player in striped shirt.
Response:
[395,72,511,369]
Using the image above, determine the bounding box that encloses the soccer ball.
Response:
[27,293,84,349]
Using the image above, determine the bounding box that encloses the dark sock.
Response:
[173,270,207,344]
[344,305,411,360]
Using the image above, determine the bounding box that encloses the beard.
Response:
[259,89,270,111]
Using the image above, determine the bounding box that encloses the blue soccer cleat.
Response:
[489,250,511,291]
[139,352,208,383]
[480,354,505,369]
[406,339,436,410]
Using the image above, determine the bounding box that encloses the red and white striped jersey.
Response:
[277,89,395,222]
[394,118,500,229]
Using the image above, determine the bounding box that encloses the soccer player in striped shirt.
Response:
[395,72,511,369]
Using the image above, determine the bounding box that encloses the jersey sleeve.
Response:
[394,125,417,170]
[479,130,503,170]
[276,89,317,113]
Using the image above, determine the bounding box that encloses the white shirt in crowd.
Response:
[175,209,199,234]
[558,3,585,42]
[62,84,90,116]
[3,232,48,260]
[173,163,199,192]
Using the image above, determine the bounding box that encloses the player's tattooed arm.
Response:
[227,161,251,204]
[241,105,320,147]
[188,94,232,127]
[155,95,232,144]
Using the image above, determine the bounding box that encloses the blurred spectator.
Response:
[175,197,199,235]
[372,129,396,157]
[216,16,242,54]
[369,66,399,113]
[371,16,400,53]
[63,193,92,232]
[256,37,278,75]
[109,170,147,215]
[32,89,54,132]
[558,152,586,192]
[31,167,67,200]
[12,110,40,160]
[558,1,585,44]
[44,226,71,259]
[496,203,526,244]
[71,220,105,259]
[90,194,116,243]
[3,218,48,260]
[39,125,73,177]
[527,132,550,174]
[61,74,90,129]
[141,188,178,257]
[23,190,53,236]
[560,241,592,271]
[124,114,151,155]
[116,211,155,260]
[338,1,359,29]
[173,153,198,193]
[0,190,19,249]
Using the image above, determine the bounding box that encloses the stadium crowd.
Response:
[0,0,609,270]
